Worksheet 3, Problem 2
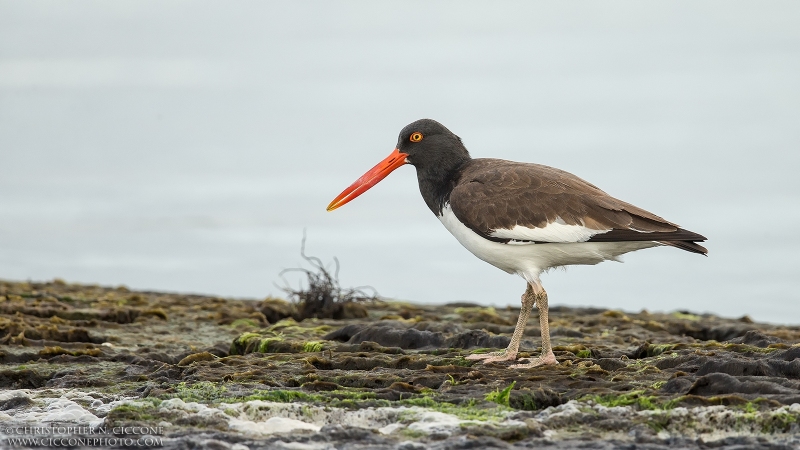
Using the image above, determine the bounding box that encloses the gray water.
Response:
[1,1,799,324]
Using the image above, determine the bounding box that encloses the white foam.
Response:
[406,411,462,434]
[5,389,798,444]
[378,423,405,435]
[229,416,321,436]
[8,397,103,427]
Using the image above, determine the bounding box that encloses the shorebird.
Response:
[327,119,707,369]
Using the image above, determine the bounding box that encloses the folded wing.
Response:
[448,159,707,254]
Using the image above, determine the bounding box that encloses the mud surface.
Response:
[2,279,800,449]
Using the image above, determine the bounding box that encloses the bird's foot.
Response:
[465,350,518,364]
[509,351,558,369]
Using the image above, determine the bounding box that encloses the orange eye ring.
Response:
[409,132,423,142]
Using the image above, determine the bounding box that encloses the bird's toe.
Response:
[509,352,558,369]
[466,351,502,361]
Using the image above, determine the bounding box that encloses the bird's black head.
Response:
[326,119,470,212]
[396,119,471,171]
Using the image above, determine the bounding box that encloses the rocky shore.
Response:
[2,279,800,449]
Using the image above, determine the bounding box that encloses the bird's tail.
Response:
[659,240,708,255]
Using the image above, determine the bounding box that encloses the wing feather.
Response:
[448,159,706,253]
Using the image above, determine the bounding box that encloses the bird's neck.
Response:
[416,156,470,216]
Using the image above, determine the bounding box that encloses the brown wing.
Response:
[449,159,707,254]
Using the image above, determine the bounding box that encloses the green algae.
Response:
[453,306,512,325]
[452,306,502,317]
[725,343,780,354]
[761,410,798,433]
[303,341,324,352]
[584,390,664,410]
[161,382,512,422]
[399,397,511,421]
[229,320,334,355]
[639,402,800,435]
[400,428,428,439]
[469,348,492,354]
[257,337,283,353]
[646,344,676,357]
[242,389,319,403]
[266,318,299,331]
[232,332,262,349]
[173,381,228,403]
[428,356,473,367]
[38,346,102,357]
[182,385,384,407]
[106,399,162,424]
[553,344,588,355]
[671,311,701,321]
[485,381,516,407]
[229,318,259,328]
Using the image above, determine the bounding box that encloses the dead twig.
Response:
[279,231,378,320]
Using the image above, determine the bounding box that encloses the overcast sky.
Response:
[1,1,799,323]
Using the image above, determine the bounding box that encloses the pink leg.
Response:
[510,285,557,369]
[466,283,535,363]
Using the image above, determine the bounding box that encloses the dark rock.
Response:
[673,323,755,342]
[136,350,179,364]
[318,424,374,442]
[443,302,482,308]
[509,387,564,410]
[696,357,800,378]
[593,418,630,431]
[413,321,463,334]
[662,376,695,394]
[324,324,444,349]
[258,298,295,324]
[771,346,800,361]
[728,330,784,348]
[595,358,627,371]
[204,343,230,358]
[551,327,585,338]
[0,393,33,411]
[175,413,229,430]
[550,306,607,315]
[46,368,111,388]
[387,381,422,393]
[430,435,512,449]
[443,330,510,349]
[655,354,701,370]
[0,369,51,389]
[397,441,428,450]
[356,341,406,354]
[196,439,239,450]
[177,351,217,366]
[687,372,800,400]
[588,348,626,359]
[696,358,771,377]
[322,322,405,342]
[302,380,340,391]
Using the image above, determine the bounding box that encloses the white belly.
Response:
[437,204,659,282]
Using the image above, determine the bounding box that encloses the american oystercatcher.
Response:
[327,119,707,369]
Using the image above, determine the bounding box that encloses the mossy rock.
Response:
[509,387,564,411]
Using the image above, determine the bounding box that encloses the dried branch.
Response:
[279,231,378,320]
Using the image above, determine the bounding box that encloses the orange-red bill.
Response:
[327,148,409,211]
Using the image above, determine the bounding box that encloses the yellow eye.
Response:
[410,132,423,142]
